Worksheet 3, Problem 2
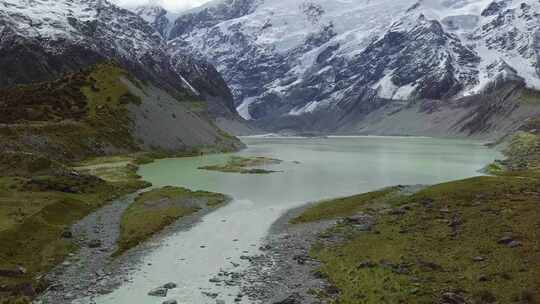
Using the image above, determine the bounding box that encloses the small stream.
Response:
[87,136,500,304]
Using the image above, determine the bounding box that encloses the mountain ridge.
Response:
[150,0,540,134]
[0,0,248,123]
[0,0,248,158]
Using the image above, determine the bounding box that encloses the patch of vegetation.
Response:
[0,172,143,302]
[291,187,401,224]
[518,88,540,105]
[294,132,540,304]
[0,72,89,124]
[520,117,540,135]
[0,62,145,164]
[484,161,506,175]
[132,150,209,165]
[81,63,142,120]
[185,101,208,113]
[0,152,66,177]
[115,186,228,256]
[132,152,170,165]
[500,132,540,171]
[199,156,283,174]
[72,154,152,190]
[0,151,157,302]
[0,60,241,303]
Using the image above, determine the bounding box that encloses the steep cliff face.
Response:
[158,0,540,133]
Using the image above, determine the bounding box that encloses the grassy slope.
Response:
[0,153,155,303]
[199,156,282,174]
[115,186,228,255]
[0,62,145,163]
[0,176,144,300]
[0,63,212,302]
[293,133,540,304]
[0,61,241,303]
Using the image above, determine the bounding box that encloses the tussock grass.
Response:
[294,133,540,304]
[0,174,143,301]
[199,156,282,174]
[115,186,228,255]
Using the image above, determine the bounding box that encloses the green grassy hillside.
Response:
[294,132,540,304]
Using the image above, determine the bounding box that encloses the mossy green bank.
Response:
[115,186,229,256]
[293,133,540,304]
[199,156,283,174]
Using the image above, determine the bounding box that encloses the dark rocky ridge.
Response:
[168,0,259,40]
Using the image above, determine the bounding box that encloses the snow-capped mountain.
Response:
[0,0,237,118]
[160,0,540,125]
[133,4,179,38]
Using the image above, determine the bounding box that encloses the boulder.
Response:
[148,287,168,297]
[0,266,26,277]
[162,300,177,304]
[273,293,302,304]
[293,254,309,265]
[472,256,485,262]
[358,260,376,268]
[508,240,522,248]
[497,236,514,245]
[88,239,102,248]
[61,228,73,238]
[162,282,177,289]
[440,292,466,304]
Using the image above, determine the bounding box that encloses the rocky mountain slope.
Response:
[0,62,243,162]
[133,4,178,38]
[154,0,540,135]
[0,0,246,157]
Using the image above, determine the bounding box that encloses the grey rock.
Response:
[272,293,302,304]
[440,292,466,304]
[472,256,486,262]
[148,287,168,297]
[202,291,219,298]
[497,236,514,245]
[162,300,178,304]
[88,239,102,248]
[162,282,177,289]
[0,266,26,277]
[209,277,221,283]
[508,240,522,248]
[61,228,73,238]
[358,260,377,269]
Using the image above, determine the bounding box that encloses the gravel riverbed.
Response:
[35,192,222,304]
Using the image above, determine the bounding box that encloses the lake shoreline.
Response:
[236,131,540,304]
[30,136,501,304]
[240,185,426,304]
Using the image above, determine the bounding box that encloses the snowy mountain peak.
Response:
[132,3,178,38]
[0,0,164,60]
[134,4,167,23]
[130,0,540,123]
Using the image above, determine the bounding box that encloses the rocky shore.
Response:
[240,185,428,304]
[237,154,540,304]
[35,191,227,304]
[241,204,338,304]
